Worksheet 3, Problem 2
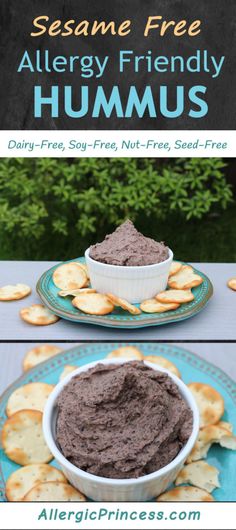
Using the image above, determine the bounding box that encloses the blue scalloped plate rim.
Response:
[0,343,235,501]
[36,258,213,329]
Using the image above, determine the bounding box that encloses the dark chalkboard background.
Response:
[0,0,235,130]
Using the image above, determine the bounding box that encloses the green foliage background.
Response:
[0,157,234,262]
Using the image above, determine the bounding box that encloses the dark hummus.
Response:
[56,361,193,479]
[89,220,169,266]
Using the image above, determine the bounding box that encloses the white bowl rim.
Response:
[43,358,199,487]
[85,247,173,271]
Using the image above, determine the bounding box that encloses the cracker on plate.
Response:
[156,289,194,304]
[59,365,77,381]
[187,423,236,463]
[140,299,180,313]
[52,262,88,290]
[107,346,143,360]
[218,421,233,432]
[0,284,31,301]
[23,481,86,501]
[6,382,54,417]
[6,464,67,502]
[168,261,183,277]
[168,265,203,290]
[20,304,60,326]
[175,461,220,493]
[188,383,224,428]
[77,262,89,278]
[23,344,63,371]
[72,293,114,315]
[2,409,52,465]
[58,288,96,297]
[106,293,141,315]
[144,355,181,378]
[157,486,214,501]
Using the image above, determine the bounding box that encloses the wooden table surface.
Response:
[0,261,235,340]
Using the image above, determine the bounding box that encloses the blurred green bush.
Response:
[0,157,234,261]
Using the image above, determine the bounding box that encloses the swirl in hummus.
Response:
[56,361,193,479]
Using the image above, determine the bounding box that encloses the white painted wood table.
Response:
[0,261,235,340]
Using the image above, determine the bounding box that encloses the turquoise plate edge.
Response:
[36,259,214,329]
[0,343,235,502]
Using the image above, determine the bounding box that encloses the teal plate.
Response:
[36,259,213,329]
[0,343,235,502]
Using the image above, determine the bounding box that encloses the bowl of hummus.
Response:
[43,359,199,501]
[85,220,173,303]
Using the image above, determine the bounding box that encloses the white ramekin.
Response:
[43,359,199,502]
[85,248,173,303]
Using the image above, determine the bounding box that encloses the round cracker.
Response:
[140,299,180,313]
[157,486,214,502]
[169,261,183,277]
[156,289,194,304]
[2,409,52,465]
[23,481,86,501]
[168,265,203,290]
[107,293,141,315]
[23,345,63,372]
[20,304,60,326]
[144,355,181,378]
[52,262,87,290]
[0,284,31,301]
[58,288,96,297]
[6,464,67,502]
[77,262,90,278]
[188,383,224,428]
[107,346,143,360]
[227,278,236,291]
[59,365,77,381]
[175,461,220,493]
[72,293,114,315]
[6,382,54,417]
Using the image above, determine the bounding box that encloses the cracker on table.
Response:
[227,278,236,291]
[20,304,60,326]
[0,284,31,301]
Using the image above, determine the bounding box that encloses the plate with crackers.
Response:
[0,343,236,502]
[36,258,213,328]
